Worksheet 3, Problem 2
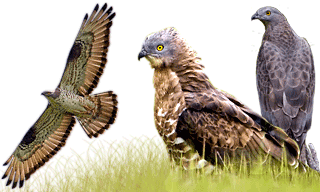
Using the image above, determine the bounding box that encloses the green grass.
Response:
[1,137,319,192]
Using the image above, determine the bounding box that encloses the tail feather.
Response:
[77,91,118,138]
[264,124,300,167]
[250,127,300,168]
[243,110,300,168]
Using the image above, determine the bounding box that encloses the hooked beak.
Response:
[138,49,148,61]
[251,12,260,20]
[41,91,49,96]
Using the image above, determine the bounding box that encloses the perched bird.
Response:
[251,6,318,170]
[2,4,117,189]
[138,27,302,172]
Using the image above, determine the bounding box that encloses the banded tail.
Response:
[77,91,118,138]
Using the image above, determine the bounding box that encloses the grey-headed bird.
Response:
[251,6,318,171]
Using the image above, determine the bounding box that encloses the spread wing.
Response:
[58,3,115,96]
[2,105,75,189]
[256,40,315,148]
[176,90,299,167]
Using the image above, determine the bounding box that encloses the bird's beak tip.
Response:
[138,50,147,61]
[251,13,259,21]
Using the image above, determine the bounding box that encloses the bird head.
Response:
[41,91,53,98]
[251,6,286,28]
[138,27,189,68]
[41,89,60,100]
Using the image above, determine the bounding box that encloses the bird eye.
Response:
[266,11,271,16]
[157,45,164,51]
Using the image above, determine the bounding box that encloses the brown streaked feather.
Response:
[58,3,115,96]
[177,90,300,167]
[8,158,18,186]
[79,119,94,138]
[2,161,13,180]
[91,4,107,23]
[77,91,118,138]
[3,155,13,166]
[2,105,75,189]
[19,162,25,188]
[44,140,56,150]
[87,4,99,24]
[48,137,60,146]
[30,155,38,170]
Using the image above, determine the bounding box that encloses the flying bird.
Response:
[138,27,303,172]
[2,4,117,188]
[251,6,318,171]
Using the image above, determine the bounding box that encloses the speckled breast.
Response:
[153,68,186,138]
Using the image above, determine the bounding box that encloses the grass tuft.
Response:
[1,137,319,192]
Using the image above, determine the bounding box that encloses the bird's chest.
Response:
[153,68,186,138]
[257,43,300,93]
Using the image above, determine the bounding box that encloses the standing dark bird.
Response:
[2,4,118,189]
[138,27,303,172]
[251,6,318,171]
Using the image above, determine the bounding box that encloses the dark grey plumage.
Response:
[252,6,318,170]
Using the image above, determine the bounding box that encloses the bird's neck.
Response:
[153,48,214,96]
[263,21,299,49]
[153,68,181,97]
[172,57,215,93]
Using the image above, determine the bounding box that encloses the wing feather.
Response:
[2,105,75,188]
[58,3,115,96]
[87,4,99,24]
[257,40,315,148]
[179,91,300,166]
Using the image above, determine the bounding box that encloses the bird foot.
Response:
[306,143,320,172]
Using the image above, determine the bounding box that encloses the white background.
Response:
[0,0,319,190]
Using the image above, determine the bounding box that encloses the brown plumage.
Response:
[2,4,117,189]
[138,27,301,171]
[78,91,117,138]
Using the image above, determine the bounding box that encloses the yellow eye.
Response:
[266,11,271,16]
[157,45,164,51]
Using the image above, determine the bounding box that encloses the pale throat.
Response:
[146,55,164,68]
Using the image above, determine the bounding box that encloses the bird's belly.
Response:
[61,100,88,115]
[56,92,95,117]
